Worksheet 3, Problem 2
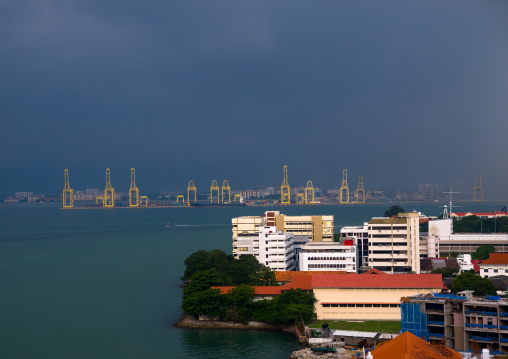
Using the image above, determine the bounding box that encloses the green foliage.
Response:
[181,288,227,318]
[181,250,211,280]
[182,249,276,286]
[226,284,255,323]
[384,205,406,218]
[452,272,497,296]
[419,221,429,232]
[257,266,278,286]
[449,251,459,259]
[183,269,223,298]
[271,289,317,324]
[224,255,264,285]
[472,245,496,260]
[333,233,341,242]
[431,266,459,277]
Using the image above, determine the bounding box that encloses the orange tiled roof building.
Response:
[371,331,461,359]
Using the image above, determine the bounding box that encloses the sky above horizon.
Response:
[1,1,508,199]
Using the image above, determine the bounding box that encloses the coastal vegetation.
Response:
[180,249,317,325]
[181,249,277,285]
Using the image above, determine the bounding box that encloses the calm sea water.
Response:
[0,202,500,359]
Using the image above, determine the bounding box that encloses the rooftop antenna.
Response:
[442,182,459,218]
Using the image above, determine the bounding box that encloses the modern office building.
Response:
[232,211,333,258]
[341,212,421,273]
[367,212,420,273]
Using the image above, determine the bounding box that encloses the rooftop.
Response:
[482,253,508,265]
[312,273,444,289]
[371,331,461,359]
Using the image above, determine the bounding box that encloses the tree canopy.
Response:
[384,205,405,218]
[453,216,508,234]
[472,245,496,260]
[451,272,497,296]
[181,249,277,286]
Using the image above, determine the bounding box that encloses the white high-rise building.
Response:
[236,226,295,271]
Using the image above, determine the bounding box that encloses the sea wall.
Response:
[174,315,292,331]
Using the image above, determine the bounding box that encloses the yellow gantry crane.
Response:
[356,175,365,204]
[104,168,115,207]
[234,194,242,203]
[140,196,149,206]
[305,181,315,204]
[473,174,483,202]
[296,193,304,204]
[129,168,140,207]
[340,169,349,204]
[176,195,185,204]
[62,169,74,208]
[95,196,103,205]
[210,180,220,204]
[187,180,197,205]
[281,165,291,204]
[221,180,231,204]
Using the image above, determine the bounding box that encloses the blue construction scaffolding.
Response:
[401,302,429,341]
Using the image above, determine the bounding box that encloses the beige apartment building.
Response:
[367,212,420,273]
[232,211,333,259]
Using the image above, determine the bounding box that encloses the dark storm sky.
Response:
[1,1,508,198]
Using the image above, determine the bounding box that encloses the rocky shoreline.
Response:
[174,315,296,333]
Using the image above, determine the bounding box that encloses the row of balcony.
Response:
[465,323,498,329]
[465,310,498,316]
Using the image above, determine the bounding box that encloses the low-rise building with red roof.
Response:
[314,271,444,321]
[480,253,508,278]
[214,271,444,321]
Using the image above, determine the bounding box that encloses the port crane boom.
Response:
[129,168,140,207]
[281,165,290,204]
[63,169,74,208]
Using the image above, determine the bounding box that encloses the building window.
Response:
[322,304,331,307]
[331,304,338,307]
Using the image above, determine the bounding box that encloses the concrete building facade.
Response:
[236,226,295,271]
[298,240,357,272]
[367,212,420,273]
[314,271,443,321]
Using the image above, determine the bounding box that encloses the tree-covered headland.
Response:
[180,249,317,325]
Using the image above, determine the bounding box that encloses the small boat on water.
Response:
[164,223,176,228]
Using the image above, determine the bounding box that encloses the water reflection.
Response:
[180,328,301,359]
